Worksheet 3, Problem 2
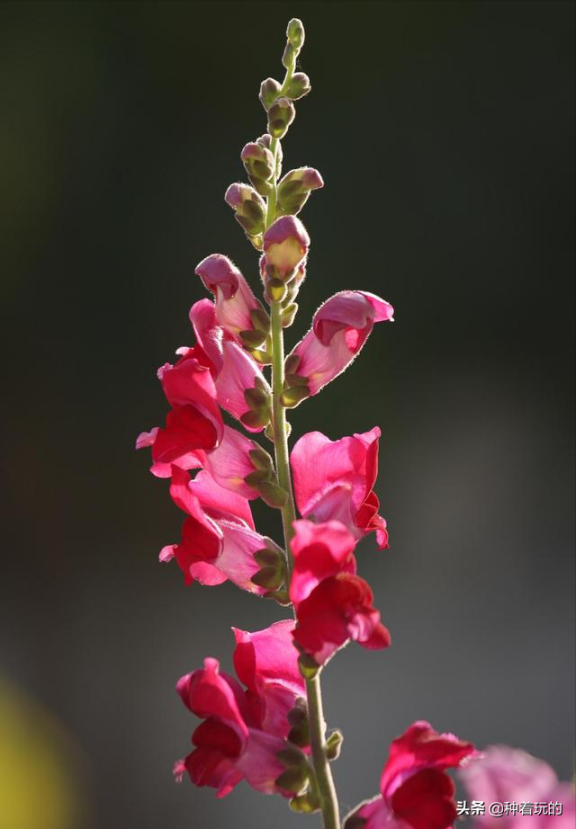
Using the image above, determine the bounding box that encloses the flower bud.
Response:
[241,141,275,196]
[263,215,310,281]
[285,72,311,100]
[290,792,321,814]
[224,182,266,237]
[259,77,281,110]
[267,97,296,139]
[277,167,324,215]
[325,730,344,760]
[287,18,305,51]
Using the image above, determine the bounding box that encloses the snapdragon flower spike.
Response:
[289,519,391,668]
[262,215,310,292]
[233,620,307,741]
[162,467,282,594]
[283,291,394,406]
[190,300,272,431]
[344,721,476,829]
[459,746,576,828]
[175,657,298,798]
[195,254,270,348]
[291,427,389,549]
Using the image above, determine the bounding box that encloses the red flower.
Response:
[291,427,388,549]
[344,722,476,829]
[289,520,391,666]
[162,467,281,594]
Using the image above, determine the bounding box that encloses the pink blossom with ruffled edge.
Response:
[195,254,262,341]
[459,745,576,829]
[344,721,476,829]
[291,427,389,549]
[189,299,271,432]
[175,657,292,798]
[232,619,306,740]
[289,520,390,666]
[262,215,310,279]
[161,467,281,593]
[288,290,394,397]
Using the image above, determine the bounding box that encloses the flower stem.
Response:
[266,145,341,824]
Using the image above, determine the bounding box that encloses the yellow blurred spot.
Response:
[0,679,89,829]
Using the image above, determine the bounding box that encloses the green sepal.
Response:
[240,329,267,348]
[244,386,270,410]
[258,480,289,509]
[288,722,310,748]
[251,565,283,590]
[264,589,291,606]
[240,408,270,429]
[280,385,310,408]
[298,653,320,680]
[250,307,271,333]
[290,793,320,814]
[285,372,308,388]
[284,353,301,374]
[285,72,311,101]
[275,765,309,794]
[249,347,272,365]
[243,469,269,488]
[266,278,288,303]
[248,447,274,472]
[254,548,283,567]
[277,747,306,768]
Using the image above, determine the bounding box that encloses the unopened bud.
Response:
[287,18,305,51]
[224,182,266,237]
[325,730,344,760]
[277,167,324,215]
[263,215,310,279]
[268,97,295,140]
[259,77,281,110]
[241,142,275,196]
[285,72,311,100]
[281,302,298,327]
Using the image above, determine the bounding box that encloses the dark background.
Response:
[1,1,574,827]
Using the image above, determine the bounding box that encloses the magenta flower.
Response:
[459,746,576,828]
[344,721,476,829]
[291,426,389,549]
[190,299,271,431]
[286,290,394,398]
[161,466,281,593]
[289,520,390,666]
[175,657,294,798]
[233,620,307,739]
[195,254,264,341]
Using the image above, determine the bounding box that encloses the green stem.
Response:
[266,137,340,828]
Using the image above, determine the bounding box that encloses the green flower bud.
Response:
[259,77,281,110]
[287,18,305,51]
[325,730,344,760]
[267,97,296,139]
[251,565,283,590]
[258,480,289,508]
[285,72,311,100]
[281,302,298,328]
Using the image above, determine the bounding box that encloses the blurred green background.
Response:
[0,1,574,827]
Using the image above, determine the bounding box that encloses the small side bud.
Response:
[259,77,281,110]
[285,72,311,100]
[325,730,344,760]
[281,302,298,327]
[241,142,275,196]
[287,18,305,51]
[267,97,296,140]
[277,167,324,216]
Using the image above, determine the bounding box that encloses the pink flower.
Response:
[344,721,476,829]
[289,520,390,666]
[262,215,310,279]
[233,620,306,739]
[291,427,389,549]
[286,291,394,398]
[175,657,291,798]
[190,300,271,431]
[195,254,263,342]
[162,467,281,593]
[459,746,576,828]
